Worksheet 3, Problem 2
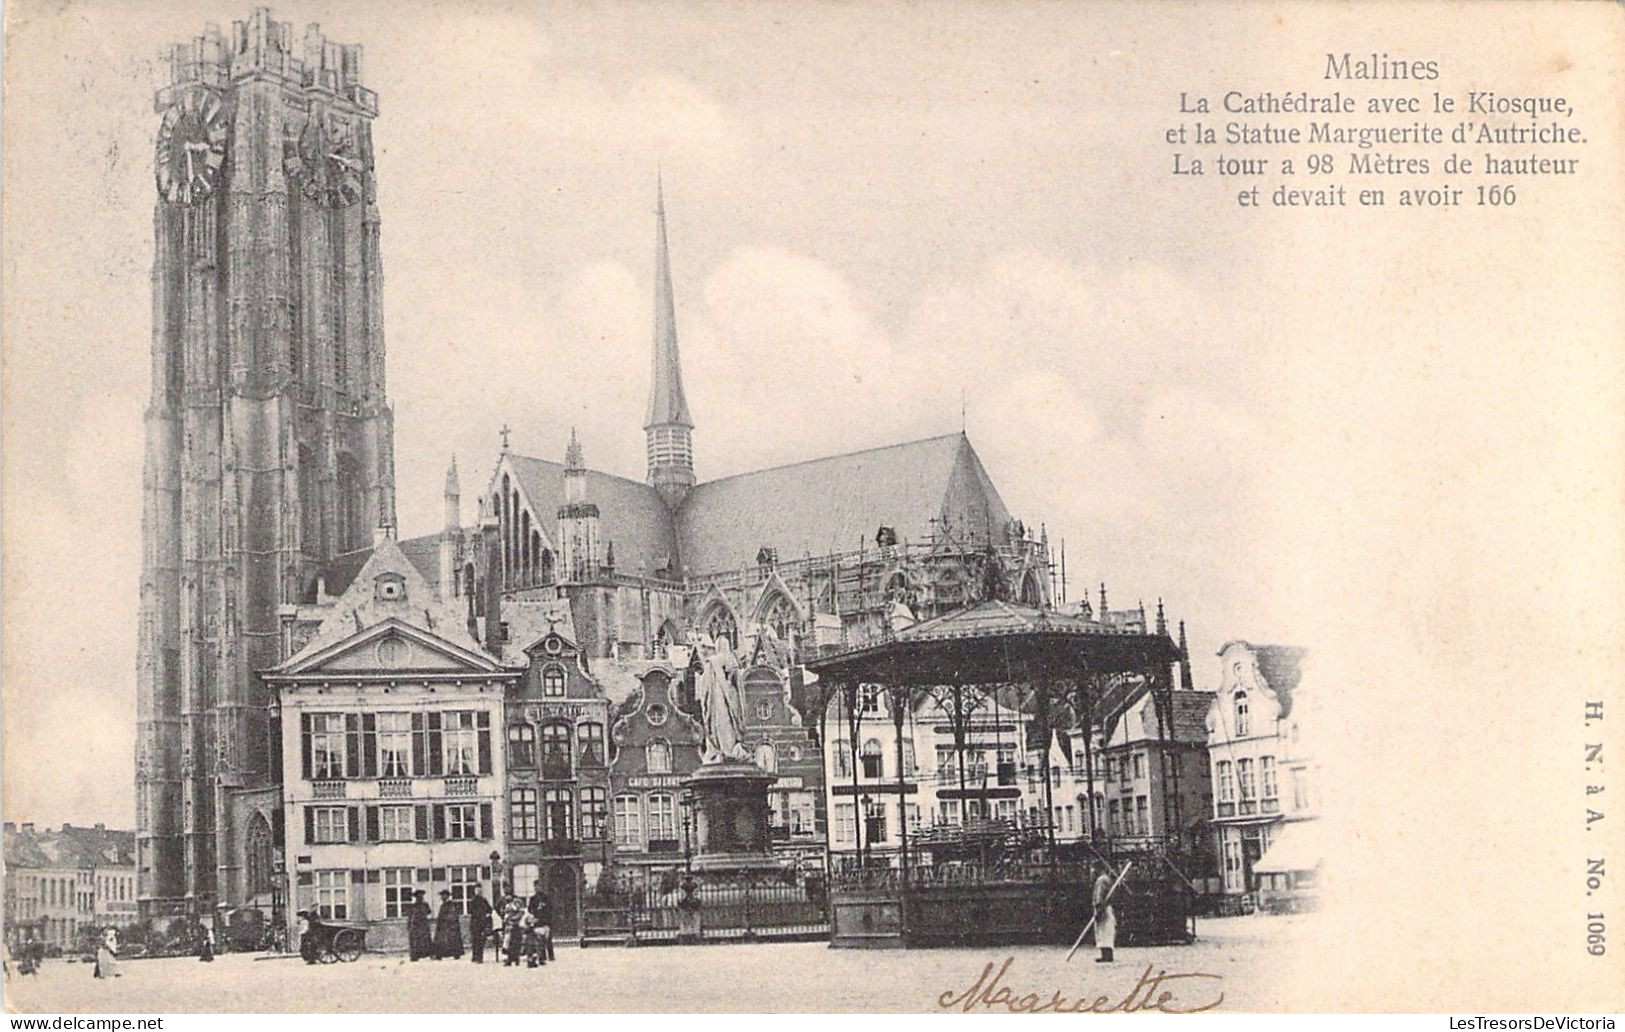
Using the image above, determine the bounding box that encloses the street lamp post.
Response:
[679,788,695,874]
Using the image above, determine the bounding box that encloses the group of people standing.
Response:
[405,883,556,968]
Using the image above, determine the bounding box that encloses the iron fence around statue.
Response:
[584,870,829,946]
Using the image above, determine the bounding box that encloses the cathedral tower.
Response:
[644,178,695,509]
[136,8,395,917]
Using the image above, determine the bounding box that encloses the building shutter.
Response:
[365,870,381,884]
[477,712,492,775]
[360,713,378,778]
[303,806,315,846]
[426,713,444,776]
[365,806,380,843]
[479,802,493,840]
[345,714,362,778]
[411,712,427,775]
[416,867,432,882]
[347,806,361,843]
[350,869,366,885]
[431,804,446,842]
[300,714,313,780]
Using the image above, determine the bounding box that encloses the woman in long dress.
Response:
[94,928,121,979]
[406,890,434,961]
[433,890,463,959]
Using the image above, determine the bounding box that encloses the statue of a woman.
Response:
[697,636,748,763]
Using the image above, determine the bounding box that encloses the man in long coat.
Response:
[434,890,464,959]
[1091,864,1118,963]
[467,886,494,963]
[406,890,434,961]
[526,883,555,965]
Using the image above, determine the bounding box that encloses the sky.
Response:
[4,0,1618,845]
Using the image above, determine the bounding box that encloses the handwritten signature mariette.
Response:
[937,957,1226,1014]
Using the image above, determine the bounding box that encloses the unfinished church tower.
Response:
[136,8,395,920]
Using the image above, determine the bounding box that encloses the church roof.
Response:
[505,454,679,578]
[676,432,1011,574]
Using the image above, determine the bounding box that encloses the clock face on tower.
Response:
[285,109,365,208]
[155,88,227,205]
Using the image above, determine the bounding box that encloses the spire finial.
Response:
[1155,598,1167,635]
[564,427,584,472]
[444,454,459,495]
[499,424,511,453]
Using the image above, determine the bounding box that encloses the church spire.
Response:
[646,174,693,431]
[645,174,696,509]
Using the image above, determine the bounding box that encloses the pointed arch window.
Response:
[704,606,738,649]
[762,594,799,658]
[246,813,275,897]
[335,454,365,553]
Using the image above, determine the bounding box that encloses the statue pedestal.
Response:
[686,760,780,872]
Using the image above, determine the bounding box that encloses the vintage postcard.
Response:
[3,0,1621,1018]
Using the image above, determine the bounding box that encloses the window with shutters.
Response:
[614,794,642,848]
[445,803,478,840]
[580,788,608,840]
[377,713,411,776]
[382,867,414,918]
[443,712,480,775]
[378,805,414,842]
[310,714,346,780]
[544,789,574,841]
[314,870,348,919]
[311,806,350,844]
[509,788,538,841]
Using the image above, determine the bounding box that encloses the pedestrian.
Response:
[198,920,215,962]
[93,927,122,979]
[525,882,555,964]
[434,889,463,960]
[1091,863,1118,964]
[501,897,526,967]
[467,886,494,963]
[406,890,434,961]
[298,910,322,964]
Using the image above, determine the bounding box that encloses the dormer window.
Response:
[542,664,566,698]
[374,572,406,601]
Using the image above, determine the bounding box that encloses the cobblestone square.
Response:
[5,915,1305,1014]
